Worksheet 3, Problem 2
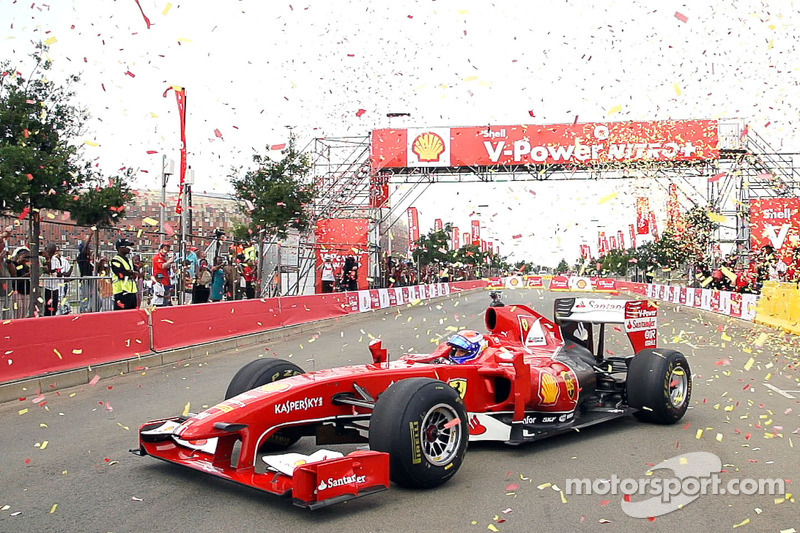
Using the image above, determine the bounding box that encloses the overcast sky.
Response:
[2,1,798,265]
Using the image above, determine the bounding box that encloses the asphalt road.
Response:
[1,289,798,533]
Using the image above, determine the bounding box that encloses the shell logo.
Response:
[539,372,560,405]
[576,279,588,290]
[411,132,446,162]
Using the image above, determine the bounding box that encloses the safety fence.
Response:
[1,276,116,319]
[0,279,488,384]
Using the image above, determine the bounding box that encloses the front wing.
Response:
[134,417,390,509]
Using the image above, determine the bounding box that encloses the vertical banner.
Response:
[649,211,659,241]
[481,240,488,252]
[636,197,650,235]
[495,245,500,255]
[407,207,419,251]
[667,183,680,230]
[609,236,617,250]
[617,230,625,250]
[314,219,370,292]
[471,220,481,247]
[749,198,800,263]
[580,244,591,259]
[434,218,443,231]
[463,232,471,246]
[164,86,187,214]
[453,226,460,249]
[598,231,607,255]
[369,172,390,208]
[488,241,493,254]
[629,223,637,249]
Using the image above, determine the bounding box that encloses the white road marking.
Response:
[763,383,796,399]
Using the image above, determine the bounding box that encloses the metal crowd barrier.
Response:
[0,276,115,319]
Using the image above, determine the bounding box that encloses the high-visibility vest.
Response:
[111,255,137,295]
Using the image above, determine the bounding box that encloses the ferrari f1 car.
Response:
[134,297,691,508]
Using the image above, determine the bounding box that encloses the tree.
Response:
[411,223,453,266]
[0,44,120,316]
[556,258,570,274]
[229,137,316,240]
[67,172,135,253]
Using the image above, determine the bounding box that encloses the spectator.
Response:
[243,259,256,299]
[110,238,139,310]
[347,262,359,291]
[185,246,200,279]
[7,247,31,318]
[193,259,212,303]
[132,254,145,307]
[42,243,72,316]
[150,273,168,307]
[320,256,336,293]
[210,257,226,302]
[95,257,114,312]
[76,230,97,313]
[341,256,356,291]
[153,243,175,306]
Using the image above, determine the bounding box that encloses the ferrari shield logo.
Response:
[448,378,468,399]
[561,371,577,400]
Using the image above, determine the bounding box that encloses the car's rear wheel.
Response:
[369,378,468,489]
[225,358,304,451]
[626,349,691,424]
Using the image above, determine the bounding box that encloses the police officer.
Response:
[111,238,139,310]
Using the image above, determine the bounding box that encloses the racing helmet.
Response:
[447,330,487,364]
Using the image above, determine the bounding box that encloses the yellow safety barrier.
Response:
[754,280,800,335]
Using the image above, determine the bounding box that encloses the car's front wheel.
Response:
[626,349,691,424]
[225,358,305,451]
[369,378,468,488]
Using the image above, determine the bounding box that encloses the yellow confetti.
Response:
[607,105,622,115]
[560,490,568,503]
[44,37,57,46]
[161,319,174,324]
[488,526,499,532]
[49,503,58,514]
[72,349,82,355]
[177,37,192,43]
[732,518,750,528]
[54,348,62,359]
[696,429,704,439]
[143,217,159,226]
[707,212,728,224]
[599,192,618,204]
[41,441,48,450]
[744,357,755,371]
[19,408,28,415]
[117,423,130,431]
[721,333,732,342]
[754,333,769,346]
[537,482,552,490]
[83,140,99,147]
[716,433,723,442]
[463,75,478,82]
[182,402,191,416]
[40,423,48,428]
[163,2,173,15]
[674,83,682,95]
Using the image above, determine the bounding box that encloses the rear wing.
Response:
[554,298,658,359]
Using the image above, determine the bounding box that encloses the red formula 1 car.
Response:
[134,297,691,509]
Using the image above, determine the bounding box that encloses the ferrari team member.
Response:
[152,242,175,305]
[432,330,488,364]
[110,238,139,310]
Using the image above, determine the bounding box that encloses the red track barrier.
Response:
[0,310,150,383]
[150,299,284,352]
[277,294,351,327]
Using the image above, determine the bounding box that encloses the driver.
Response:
[441,330,488,364]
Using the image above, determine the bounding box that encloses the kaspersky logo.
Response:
[317,474,367,492]
[411,132,446,162]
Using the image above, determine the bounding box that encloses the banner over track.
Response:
[371,119,719,171]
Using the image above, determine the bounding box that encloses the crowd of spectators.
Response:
[1,224,259,318]
[694,244,800,294]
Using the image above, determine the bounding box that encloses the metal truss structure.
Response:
[272,119,797,294]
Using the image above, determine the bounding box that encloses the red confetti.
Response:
[271,143,286,150]
[505,484,519,491]
[528,110,535,117]
[214,128,223,138]
[18,207,30,220]
[600,500,610,506]
[133,0,152,29]
[146,150,158,154]
[512,234,522,239]
[125,70,136,78]
[356,109,366,117]
[675,12,688,23]
[708,172,726,182]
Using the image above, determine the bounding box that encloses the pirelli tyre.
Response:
[225,358,305,451]
[626,349,692,424]
[369,378,469,489]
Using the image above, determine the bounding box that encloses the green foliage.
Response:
[0,45,90,215]
[229,136,316,239]
[556,258,570,273]
[67,171,135,229]
[412,223,453,265]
